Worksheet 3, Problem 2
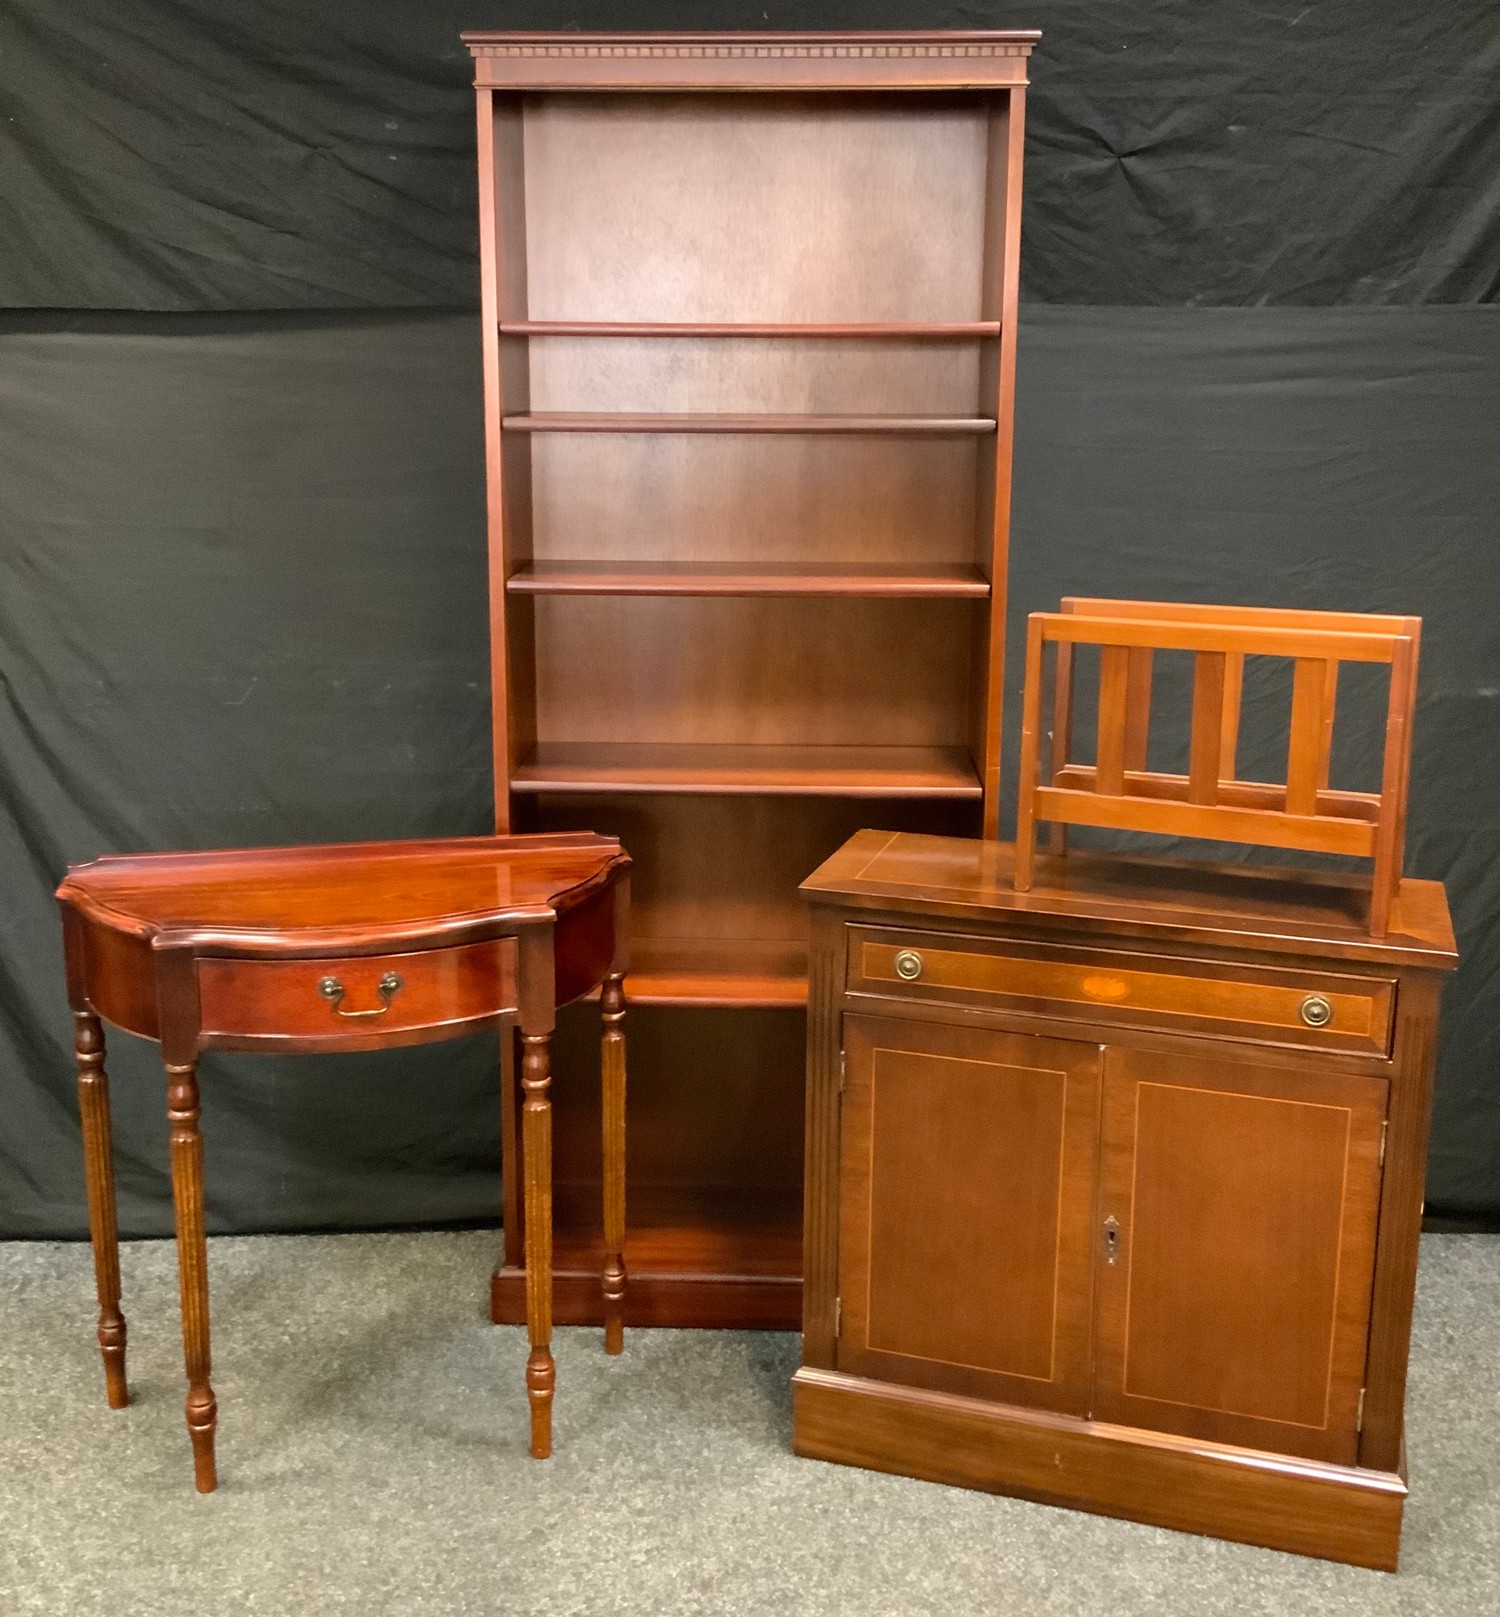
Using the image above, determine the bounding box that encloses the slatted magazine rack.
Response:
[1014,599,1421,937]
[464,30,1039,1327]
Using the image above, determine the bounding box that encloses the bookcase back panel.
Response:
[521,93,990,323]
[529,436,980,567]
[548,1001,807,1197]
[527,338,983,415]
[535,794,977,947]
[532,596,975,746]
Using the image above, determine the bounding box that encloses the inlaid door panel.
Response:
[1092,1046,1387,1463]
[837,1015,1103,1411]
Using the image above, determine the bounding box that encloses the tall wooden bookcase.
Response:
[465,30,1038,1329]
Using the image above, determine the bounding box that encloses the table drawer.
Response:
[849,927,1395,1056]
[197,939,518,1046]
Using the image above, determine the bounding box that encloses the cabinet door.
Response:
[1092,1047,1387,1463]
[838,1014,1103,1412]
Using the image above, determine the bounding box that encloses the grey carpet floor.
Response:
[0,1232,1494,1617]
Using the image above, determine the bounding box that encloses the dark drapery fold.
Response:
[1,0,1496,311]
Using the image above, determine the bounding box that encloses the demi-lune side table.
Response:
[55,831,630,1491]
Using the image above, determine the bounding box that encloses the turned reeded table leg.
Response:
[600,971,627,1355]
[166,1059,218,1493]
[75,1011,128,1409]
[520,1028,555,1459]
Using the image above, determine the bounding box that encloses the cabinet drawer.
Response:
[198,939,518,1047]
[849,927,1394,1056]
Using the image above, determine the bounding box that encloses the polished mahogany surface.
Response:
[57,830,630,1490]
[803,830,1455,969]
[468,30,1035,1328]
[58,832,625,951]
[797,827,1456,1569]
[1012,599,1421,937]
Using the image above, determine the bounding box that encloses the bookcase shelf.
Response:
[500,320,1001,339]
[503,412,997,435]
[592,938,810,1008]
[468,27,1036,1330]
[511,742,984,799]
[507,560,992,598]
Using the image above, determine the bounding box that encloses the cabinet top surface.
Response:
[464,30,1038,90]
[57,833,627,949]
[802,831,1457,970]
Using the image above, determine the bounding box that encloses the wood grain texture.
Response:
[1092,1047,1387,1464]
[530,437,980,573]
[466,32,1038,93]
[792,1369,1406,1571]
[600,972,628,1355]
[57,834,628,956]
[473,38,1030,1327]
[802,831,1456,971]
[849,928,1395,1056]
[505,412,996,434]
[1095,646,1131,796]
[196,939,518,1050]
[74,1012,128,1410]
[57,834,631,1483]
[517,90,991,324]
[838,1016,1101,1411]
[800,827,1453,1568]
[507,560,991,598]
[166,1059,217,1493]
[800,908,845,1368]
[531,595,976,753]
[1287,658,1334,816]
[491,1182,803,1330]
[1360,970,1442,1471]
[974,92,1026,834]
[502,320,1001,337]
[521,1028,556,1459]
[1187,651,1227,805]
[512,743,982,797]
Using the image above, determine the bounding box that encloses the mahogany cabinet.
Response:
[462,31,1039,1328]
[795,831,1457,1569]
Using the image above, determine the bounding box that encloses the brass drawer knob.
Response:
[894,950,923,981]
[1299,994,1333,1028]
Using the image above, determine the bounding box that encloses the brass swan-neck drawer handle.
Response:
[318,971,403,1018]
[1299,994,1334,1028]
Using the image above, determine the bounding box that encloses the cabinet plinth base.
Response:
[491,1263,800,1331]
[791,1368,1406,1571]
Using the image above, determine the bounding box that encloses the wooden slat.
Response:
[1287,658,1334,817]
[1187,653,1227,806]
[1123,648,1153,771]
[1046,640,1074,856]
[1096,647,1130,795]
[1036,614,1399,665]
[1319,661,1340,790]
[1048,642,1074,786]
[1221,653,1244,782]
[1053,766,1381,824]
[1060,597,1421,639]
[1012,617,1047,891]
[1369,636,1418,938]
[1034,786,1378,857]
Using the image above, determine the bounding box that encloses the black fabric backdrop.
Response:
[1,2,1497,1237]
[3,0,1498,310]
